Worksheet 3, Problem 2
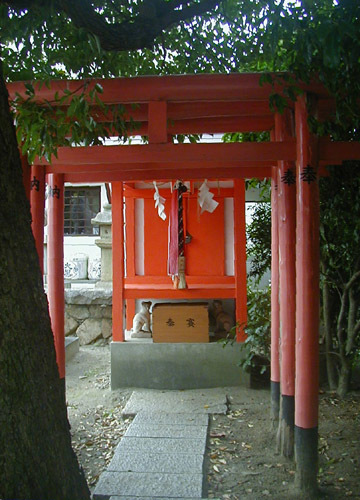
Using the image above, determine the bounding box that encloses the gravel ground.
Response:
[66,344,132,492]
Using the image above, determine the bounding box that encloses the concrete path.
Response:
[92,389,227,500]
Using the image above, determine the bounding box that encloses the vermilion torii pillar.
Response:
[270,164,280,428]
[112,181,125,341]
[294,94,320,494]
[234,179,247,342]
[275,110,296,457]
[47,173,66,382]
[30,165,45,273]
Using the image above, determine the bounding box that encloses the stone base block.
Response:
[111,342,249,390]
[65,336,79,362]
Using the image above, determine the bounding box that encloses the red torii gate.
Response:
[8,73,360,492]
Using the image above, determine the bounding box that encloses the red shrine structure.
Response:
[8,73,360,486]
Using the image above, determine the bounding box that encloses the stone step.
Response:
[92,390,226,500]
[132,413,209,427]
[109,497,220,500]
[122,389,228,416]
[92,471,204,499]
[108,497,220,500]
[108,450,205,474]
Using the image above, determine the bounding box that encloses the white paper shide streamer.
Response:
[153,181,166,220]
[198,179,219,214]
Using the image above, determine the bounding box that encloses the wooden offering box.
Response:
[152,303,209,343]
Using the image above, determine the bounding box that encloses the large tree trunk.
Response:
[0,62,90,499]
[337,357,351,398]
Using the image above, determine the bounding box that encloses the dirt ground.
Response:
[66,345,360,499]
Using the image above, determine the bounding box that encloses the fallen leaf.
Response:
[210,432,226,438]
[213,465,220,473]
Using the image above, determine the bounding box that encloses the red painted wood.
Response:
[186,198,225,276]
[112,182,125,341]
[148,101,168,143]
[7,73,329,104]
[50,101,274,126]
[276,111,296,397]
[125,197,136,277]
[318,139,360,162]
[63,166,272,183]
[234,179,247,342]
[166,116,274,134]
[295,95,320,429]
[57,161,273,174]
[125,275,234,285]
[131,116,274,136]
[30,165,46,273]
[126,299,136,331]
[47,174,65,378]
[124,187,235,199]
[270,165,280,384]
[36,141,296,166]
[144,198,169,275]
[124,288,235,299]
[168,101,273,119]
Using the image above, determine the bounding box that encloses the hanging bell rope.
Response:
[177,181,188,289]
[168,180,188,289]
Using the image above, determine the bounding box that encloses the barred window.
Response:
[64,187,100,236]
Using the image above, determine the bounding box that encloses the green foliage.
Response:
[320,163,360,377]
[246,201,271,280]
[12,82,140,163]
[222,131,270,144]
[320,163,360,283]
[1,0,360,158]
[221,132,272,281]
[241,285,271,374]
[222,284,271,374]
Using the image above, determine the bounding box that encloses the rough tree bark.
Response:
[0,61,90,500]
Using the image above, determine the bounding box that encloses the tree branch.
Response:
[159,0,219,27]
[55,0,220,51]
[4,0,220,50]
[344,270,360,293]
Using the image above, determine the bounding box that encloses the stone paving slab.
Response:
[109,497,219,500]
[108,450,204,474]
[92,471,203,499]
[118,436,206,455]
[124,424,208,439]
[122,389,227,416]
[133,413,209,427]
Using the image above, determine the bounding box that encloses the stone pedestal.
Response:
[91,203,112,289]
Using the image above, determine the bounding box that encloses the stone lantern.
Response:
[91,203,112,289]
